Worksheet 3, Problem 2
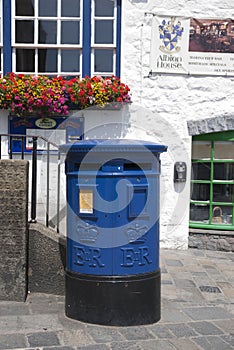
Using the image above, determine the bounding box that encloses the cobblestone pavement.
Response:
[0,249,233,350]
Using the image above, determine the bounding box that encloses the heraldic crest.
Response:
[159,17,184,53]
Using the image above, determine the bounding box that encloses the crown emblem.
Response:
[159,17,184,54]
[77,222,99,244]
[125,224,148,244]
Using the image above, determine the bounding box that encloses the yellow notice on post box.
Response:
[79,189,93,214]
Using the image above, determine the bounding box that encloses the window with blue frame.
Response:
[3,0,121,77]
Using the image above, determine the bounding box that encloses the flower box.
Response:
[0,74,131,118]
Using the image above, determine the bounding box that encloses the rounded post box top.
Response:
[60,139,167,154]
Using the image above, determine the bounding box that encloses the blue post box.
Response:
[60,139,167,326]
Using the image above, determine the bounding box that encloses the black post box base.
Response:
[65,269,161,326]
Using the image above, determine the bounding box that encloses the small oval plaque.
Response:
[35,118,57,129]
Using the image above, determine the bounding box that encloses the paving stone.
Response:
[87,326,125,343]
[183,306,233,320]
[161,267,168,273]
[171,338,201,350]
[213,319,234,334]
[76,345,110,350]
[176,287,205,303]
[139,340,177,350]
[202,265,220,274]
[191,272,209,278]
[0,314,63,335]
[187,321,224,335]
[27,331,60,347]
[160,309,191,323]
[0,302,30,316]
[0,249,234,350]
[120,327,155,341]
[43,347,75,350]
[110,342,143,350]
[58,315,86,330]
[165,260,183,267]
[0,334,27,349]
[149,324,174,338]
[58,330,93,347]
[167,324,197,338]
[161,280,173,285]
[220,335,234,347]
[174,279,196,288]
[192,335,232,350]
[29,294,64,314]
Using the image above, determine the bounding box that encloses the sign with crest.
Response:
[159,17,184,54]
[150,15,234,76]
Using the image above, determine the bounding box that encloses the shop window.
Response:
[10,0,120,77]
[190,131,234,230]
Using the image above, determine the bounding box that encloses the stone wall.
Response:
[187,115,234,136]
[0,160,29,301]
[28,223,66,295]
[189,229,234,252]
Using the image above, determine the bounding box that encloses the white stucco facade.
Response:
[0,0,233,248]
[118,0,234,248]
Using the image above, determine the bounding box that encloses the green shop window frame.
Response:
[190,131,234,231]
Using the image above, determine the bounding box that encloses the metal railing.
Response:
[0,133,62,233]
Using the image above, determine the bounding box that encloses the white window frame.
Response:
[11,0,83,76]
[91,0,117,76]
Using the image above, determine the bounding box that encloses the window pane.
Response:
[192,162,211,180]
[62,0,80,17]
[212,205,233,225]
[39,0,57,17]
[61,50,80,72]
[214,163,234,180]
[190,203,209,223]
[38,49,57,72]
[16,49,35,72]
[213,184,233,203]
[192,141,211,159]
[39,21,57,44]
[95,0,114,17]
[16,0,35,16]
[214,141,234,159]
[191,183,210,201]
[61,21,80,44]
[16,21,34,43]
[94,49,113,72]
[95,20,113,44]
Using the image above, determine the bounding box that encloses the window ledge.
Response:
[189,227,234,237]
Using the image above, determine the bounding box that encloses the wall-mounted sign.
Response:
[150,15,234,76]
[9,115,84,153]
[35,118,57,129]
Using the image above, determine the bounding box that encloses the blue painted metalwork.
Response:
[3,0,12,74]
[62,139,167,276]
[9,115,84,153]
[82,0,91,77]
[116,0,121,77]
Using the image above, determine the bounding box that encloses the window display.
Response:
[190,131,234,230]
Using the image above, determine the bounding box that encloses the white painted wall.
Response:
[119,0,234,248]
[1,0,233,248]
